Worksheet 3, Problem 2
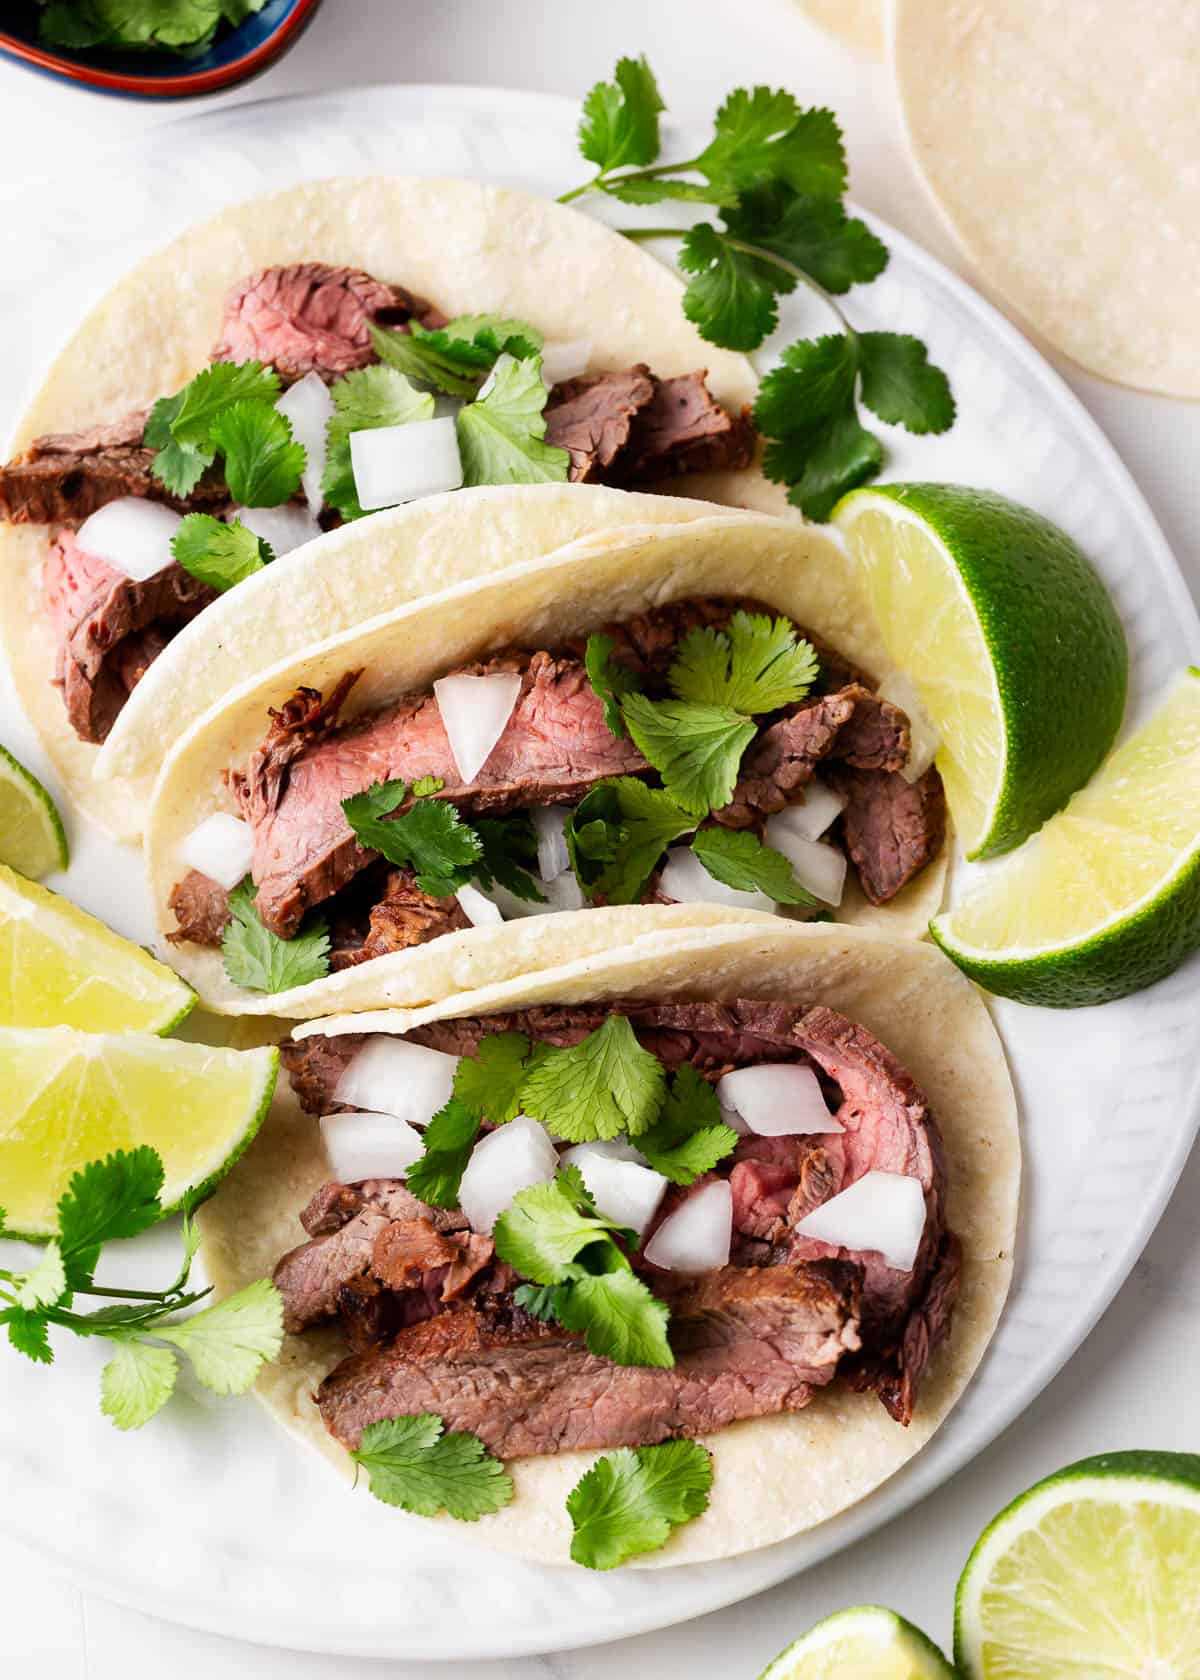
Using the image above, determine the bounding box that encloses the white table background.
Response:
[1,1,1197,1672]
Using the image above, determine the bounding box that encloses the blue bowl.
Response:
[0,0,323,99]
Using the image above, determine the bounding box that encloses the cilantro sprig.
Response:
[322,365,435,521]
[146,360,306,507]
[0,1147,283,1430]
[340,780,543,902]
[560,62,954,518]
[221,878,331,995]
[566,1439,714,1568]
[455,353,570,488]
[350,1412,513,1519]
[369,314,543,400]
[638,1065,739,1185]
[172,513,273,592]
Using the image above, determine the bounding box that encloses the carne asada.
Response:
[272,994,961,1468]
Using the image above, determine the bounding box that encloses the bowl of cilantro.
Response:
[0,0,323,99]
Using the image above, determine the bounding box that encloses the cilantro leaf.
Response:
[172,513,272,592]
[473,816,546,903]
[221,878,330,994]
[513,1281,565,1320]
[146,360,280,496]
[493,1172,632,1284]
[57,1147,164,1288]
[585,633,640,737]
[209,401,305,508]
[669,611,818,714]
[521,1016,667,1143]
[752,333,859,432]
[323,365,435,520]
[341,780,482,896]
[456,355,570,488]
[857,331,956,433]
[43,0,227,49]
[637,1064,739,1185]
[566,779,696,905]
[692,827,818,906]
[156,1279,283,1395]
[554,1269,674,1369]
[2,1308,53,1365]
[100,1341,178,1431]
[379,313,544,400]
[38,3,113,47]
[679,222,792,352]
[411,775,444,797]
[762,408,884,523]
[579,55,664,174]
[697,91,846,201]
[351,1413,513,1520]
[621,695,756,817]
[453,1032,538,1124]
[724,183,887,296]
[15,1242,67,1311]
[567,1440,713,1569]
[404,1097,482,1209]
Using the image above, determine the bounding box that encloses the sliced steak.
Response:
[619,372,755,482]
[233,651,648,939]
[329,868,471,969]
[281,1034,366,1116]
[834,686,910,773]
[544,366,655,481]
[43,530,216,742]
[827,763,947,905]
[212,263,444,382]
[0,410,230,526]
[845,1231,962,1426]
[317,1259,861,1458]
[166,870,231,946]
[718,690,858,828]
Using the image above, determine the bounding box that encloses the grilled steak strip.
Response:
[826,763,947,904]
[544,368,753,486]
[316,1260,862,1459]
[167,871,232,946]
[544,366,656,481]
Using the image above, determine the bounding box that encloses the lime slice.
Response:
[0,744,68,877]
[932,668,1200,1005]
[956,1450,1200,1677]
[760,1606,955,1679]
[835,484,1127,859]
[0,864,195,1033]
[0,1027,278,1238]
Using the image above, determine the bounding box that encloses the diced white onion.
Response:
[179,811,254,892]
[877,672,942,784]
[716,1063,844,1137]
[762,827,846,906]
[458,1114,559,1234]
[77,499,181,582]
[232,503,321,558]
[276,372,334,516]
[718,1101,751,1136]
[766,780,846,843]
[320,1110,424,1183]
[433,671,522,783]
[643,1180,732,1273]
[350,416,464,511]
[659,846,775,914]
[561,1139,647,1167]
[794,1171,926,1272]
[486,870,587,920]
[561,1144,667,1237]
[532,806,571,881]
[333,1036,459,1127]
[456,882,504,927]
[540,339,593,385]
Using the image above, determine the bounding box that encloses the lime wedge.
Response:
[0,1028,278,1238]
[932,668,1200,1005]
[835,484,1127,858]
[0,864,195,1033]
[0,744,68,877]
[956,1450,1200,1677]
[760,1607,955,1679]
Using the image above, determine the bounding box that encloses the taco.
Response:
[198,920,1018,1566]
[0,177,761,839]
[145,516,951,1019]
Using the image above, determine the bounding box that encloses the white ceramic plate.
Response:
[0,85,1198,1662]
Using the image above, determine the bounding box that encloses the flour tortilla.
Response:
[199,919,1018,1567]
[794,0,883,54]
[0,176,758,842]
[146,514,950,1017]
[892,0,1200,395]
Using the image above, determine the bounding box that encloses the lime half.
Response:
[933,668,1200,1005]
[0,744,68,877]
[0,1027,278,1238]
[760,1607,955,1680]
[835,484,1127,859]
[0,864,195,1033]
[956,1451,1200,1677]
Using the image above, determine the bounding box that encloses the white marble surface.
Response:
[1,0,1198,1671]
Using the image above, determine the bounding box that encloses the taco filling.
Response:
[0,261,752,745]
[167,597,945,988]
[274,996,961,1462]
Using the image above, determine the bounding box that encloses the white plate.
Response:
[0,84,1198,1662]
